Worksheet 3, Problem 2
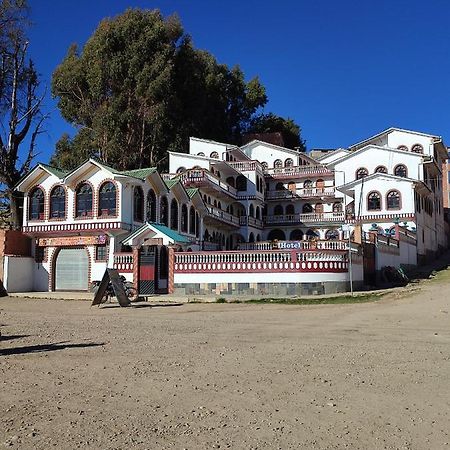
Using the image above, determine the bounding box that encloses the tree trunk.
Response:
[8,189,23,229]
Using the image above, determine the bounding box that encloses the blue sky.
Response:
[27,0,450,163]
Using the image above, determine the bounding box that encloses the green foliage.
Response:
[247,113,306,151]
[51,8,270,171]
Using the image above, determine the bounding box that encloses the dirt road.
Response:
[1,272,450,449]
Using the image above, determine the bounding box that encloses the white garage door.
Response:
[55,248,89,291]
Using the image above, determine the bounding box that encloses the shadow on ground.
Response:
[96,302,183,309]
[0,334,30,342]
[0,341,104,356]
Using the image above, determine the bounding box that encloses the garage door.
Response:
[55,248,89,291]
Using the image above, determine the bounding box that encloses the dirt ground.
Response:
[1,270,450,449]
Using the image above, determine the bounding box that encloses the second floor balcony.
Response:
[179,169,238,199]
[264,211,345,225]
[265,186,336,200]
[205,205,240,227]
[264,165,333,180]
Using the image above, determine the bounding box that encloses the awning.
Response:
[122,222,192,247]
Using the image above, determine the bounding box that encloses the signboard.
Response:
[38,235,107,247]
[277,241,303,250]
[91,268,130,307]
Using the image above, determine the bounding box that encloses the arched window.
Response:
[315,203,324,214]
[76,183,92,217]
[375,165,387,174]
[98,182,116,216]
[261,162,268,170]
[197,152,205,157]
[325,229,339,240]
[160,196,168,226]
[302,203,313,213]
[236,175,247,191]
[286,204,295,215]
[181,204,188,232]
[386,190,401,210]
[275,182,284,190]
[249,232,255,243]
[274,205,284,215]
[333,202,343,213]
[397,145,408,152]
[290,229,303,240]
[49,186,65,219]
[411,144,423,154]
[176,167,186,174]
[304,179,313,189]
[210,151,219,159]
[274,159,282,168]
[356,167,368,179]
[189,206,195,235]
[285,158,294,167]
[367,191,381,210]
[249,204,254,217]
[394,164,407,178]
[29,187,45,220]
[133,187,144,221]
[255,206,260,220]
[146,189,157,222]
[170,198,178,230]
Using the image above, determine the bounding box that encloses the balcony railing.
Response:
[238,240,349,251]
[206,206,240,226]
[264,212,345,225]
[179,169,238,198]
[265,187,335,200]
[239,216,264,228]
[113,252,134,272]
[264,165,333,179]
[228,161,260,172]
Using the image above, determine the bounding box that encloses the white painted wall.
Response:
[175,270,353,284]
[4,256,34,292]
[241,142,301,168]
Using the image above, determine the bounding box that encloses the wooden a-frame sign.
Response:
[92,269,131,307]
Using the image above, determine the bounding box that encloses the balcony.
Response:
[205,206,240,227]
[264,165,333,179]
[264,212,345,225]
[239,216,264,228]
[179,169,237,199]
[265,187,335,200]
[227,161,260,172]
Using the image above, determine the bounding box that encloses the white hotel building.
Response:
[6,127,447,295]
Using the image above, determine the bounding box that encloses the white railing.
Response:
[264,212,345,224]
[206,206,240,226]
[228,161,260,172]
[264,165,332,178]
[238,240,349,251]
[265,187,335,200]
[239,216,264,228]
[179,169,238,197]
[113,252,134,272]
